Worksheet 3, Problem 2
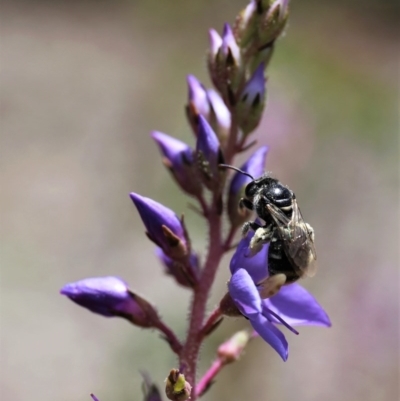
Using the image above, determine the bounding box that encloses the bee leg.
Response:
[239,198,254,211]
[259,274,287,299]
[248,225,274,256]
[241,221,262,237]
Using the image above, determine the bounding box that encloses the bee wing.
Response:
[266,201,318,278]
[288,199,317,277]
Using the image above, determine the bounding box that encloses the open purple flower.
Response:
[227,232,331,360]
[130,193,187,258]
[60,276,159,327]
[151,131,202,196]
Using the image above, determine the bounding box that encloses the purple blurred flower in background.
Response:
[227,233,331,360]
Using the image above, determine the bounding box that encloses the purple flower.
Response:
[196,115,224,188]
[229,146,268,196]
[227,147,268,226]
[187,75,210,120]
[241,63,266,107]
[130,193,187,258]
[156,247,200,288]
[208,28,222,59]
[221,23,241,66]
[151,131,202,196]
[227,232,331,360]
[237,63,267,134]
[60,276,159,327]
[207,89,231,134]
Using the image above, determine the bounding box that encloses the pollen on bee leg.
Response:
[259,274,287,299]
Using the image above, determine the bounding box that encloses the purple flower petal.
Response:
[250,314,288,361]
[229,146,268,196]
[130,193,185,251]
[207,89,231,131]
[187,75,210,118]
[151,131,192,164]
[60,276,130,317]
[228,268,262,317]
[208,28,222,58]
[222,23,240,64]
[196,115,221,178]
[230,230,269,284]
[263,283,331,327]
[241,63,266,106]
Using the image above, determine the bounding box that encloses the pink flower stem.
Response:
[195,359,224,398]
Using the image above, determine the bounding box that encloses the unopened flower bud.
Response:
[185,75,210,135]
[258,0,289,46]
[90,394,100,401]
[206,89,231,145]
[165,369,192,401]
[236,63,266,135]
[228,146,268,227]
[196,115,225,190]
[207,29,223,90]
[130,193,188,259]
[234,0,259,48]
[151,131,202,196]
[208,24,244,104]
[156,247,199,288]
[217,330,251,364]
[60,276,159,328]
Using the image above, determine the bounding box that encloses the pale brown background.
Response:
[1,1,399,400]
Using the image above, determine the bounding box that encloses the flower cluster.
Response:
[61,1,330,400]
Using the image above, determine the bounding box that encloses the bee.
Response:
[220,164,317,291]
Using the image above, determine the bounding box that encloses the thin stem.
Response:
[153,320,183,355]
[195,359,224,398]
[198,307,223,340]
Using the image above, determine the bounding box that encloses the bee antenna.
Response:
[219,164,254,180]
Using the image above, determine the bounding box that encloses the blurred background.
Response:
[1,0,398,400]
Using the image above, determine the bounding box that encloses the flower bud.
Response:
[258,0,289,46]
[206,89,231,145]
[208,24,243,105]
[156,247,199,288]
[151,131,202,196]
[217,330,251,364]
[130,193,188,259]
[195,115,225,190]
[90,395,99,401]
[165,369,192,401]
[60,276,159,328]
[185,75,210,135]
[234,0,259,48]
[228,146,268,227]
[236,63,266,135]
[207,29,223,90]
